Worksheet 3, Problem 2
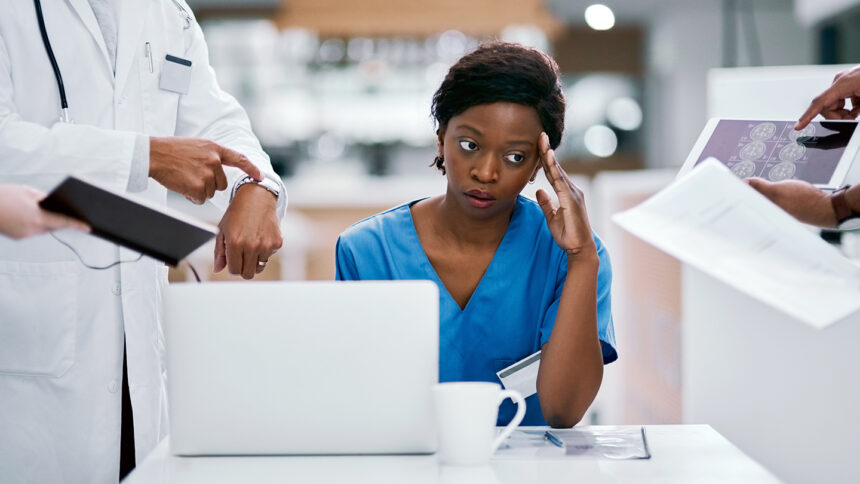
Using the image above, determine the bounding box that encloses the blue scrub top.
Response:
[336,196,617,426]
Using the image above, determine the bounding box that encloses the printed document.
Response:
[613,159,860,329]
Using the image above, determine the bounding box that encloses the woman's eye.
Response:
[505,153,526,164]
[459,140,478,151]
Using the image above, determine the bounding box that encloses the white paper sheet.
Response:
[612,159,860,329]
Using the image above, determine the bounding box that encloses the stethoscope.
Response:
[33,0,193,124]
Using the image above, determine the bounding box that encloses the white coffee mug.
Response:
[433,382,526,466]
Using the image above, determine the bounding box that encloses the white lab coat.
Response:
[0,1,285,483]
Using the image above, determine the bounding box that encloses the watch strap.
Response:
[231,175,280,200]
[831,185,859,224]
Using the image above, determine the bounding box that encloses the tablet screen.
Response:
[694,120,856,185]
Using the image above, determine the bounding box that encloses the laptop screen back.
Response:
[164,280,439,455]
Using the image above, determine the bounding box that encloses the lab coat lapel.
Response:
[66,0,113,76]
[114,0,151,97]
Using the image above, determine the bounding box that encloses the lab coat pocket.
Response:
[0,261,79,378]
[140,47,180,136]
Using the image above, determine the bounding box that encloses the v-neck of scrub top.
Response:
[404,198,523,315]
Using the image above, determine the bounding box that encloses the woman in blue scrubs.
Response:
[335,42,616,428]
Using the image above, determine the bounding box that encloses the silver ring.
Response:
[257,260,267,267]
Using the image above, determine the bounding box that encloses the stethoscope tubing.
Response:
[33,0,69,122]
[31,0,191,123]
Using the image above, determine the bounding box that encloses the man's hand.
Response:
[214,184,282,279]
[149,137,263,204]
[796,65,860,130]
[0,184,90,239]
[746,177,837,228]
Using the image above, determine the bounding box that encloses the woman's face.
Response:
[438,102,543,219]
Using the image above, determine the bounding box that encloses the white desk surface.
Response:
[124,425,781,484]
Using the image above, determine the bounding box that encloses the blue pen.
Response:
[544,430,565,448]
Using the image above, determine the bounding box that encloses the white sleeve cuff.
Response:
[126,134,150,193]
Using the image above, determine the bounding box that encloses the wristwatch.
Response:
[231,175,280,201]
[830,185,860,230]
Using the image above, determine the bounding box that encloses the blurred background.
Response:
[167,2,860,480]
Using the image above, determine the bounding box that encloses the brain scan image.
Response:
[730,160,756,178]
[768,162,797,181]
[789,123,815,141]
[778,142,806,162]
[749,122,777,141]
[739,141,766,161]
[696,120,855,186]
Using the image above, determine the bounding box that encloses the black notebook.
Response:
[40,175,217,266]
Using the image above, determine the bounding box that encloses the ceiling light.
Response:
[585,4,615,31]
[584,125,618,157]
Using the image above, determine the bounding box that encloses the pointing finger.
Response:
[537,133,551,176]
[796,101,823,130]
[545,148,569,193]
[797,78,856,129]
[218,145,263,181]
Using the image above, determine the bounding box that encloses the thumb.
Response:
[40,210,90,234]
[535,189,554,221]
[213,230,227,273]
[745,177,777,200]
[745,176,767,190]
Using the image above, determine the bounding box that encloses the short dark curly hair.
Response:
[431,41,565,173]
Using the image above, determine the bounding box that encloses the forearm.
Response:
[536,251,604,428]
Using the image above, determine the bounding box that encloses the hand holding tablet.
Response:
[40,176,217,266]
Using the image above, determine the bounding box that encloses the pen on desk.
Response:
[145,42,154,73]
[544,430,565,449]
[641,426,652,459]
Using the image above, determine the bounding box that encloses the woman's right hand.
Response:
[0,184,90,239]
[535,133,596,259]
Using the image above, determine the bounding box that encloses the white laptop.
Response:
[163,280,439,456]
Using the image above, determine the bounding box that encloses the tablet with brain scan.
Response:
[679,119,860,190]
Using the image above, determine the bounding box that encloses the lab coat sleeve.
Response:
[0,33,135,189]
[173,13,286,221]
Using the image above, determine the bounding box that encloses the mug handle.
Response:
[490,389,526,453]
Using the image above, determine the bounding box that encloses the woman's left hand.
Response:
[535,133,597,258]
